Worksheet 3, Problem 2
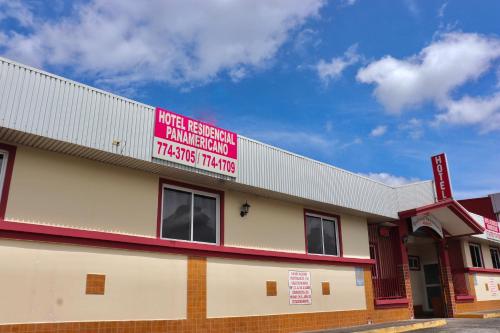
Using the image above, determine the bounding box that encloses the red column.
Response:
[438,239,457,317]
[397,219,415,319]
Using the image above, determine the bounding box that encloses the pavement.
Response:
[308,317,500,333]
[416,318,500,332]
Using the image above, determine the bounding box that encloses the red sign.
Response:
[153,107,238,176]
[431,153,453,201]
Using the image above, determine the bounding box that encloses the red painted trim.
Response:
[455,295,475,303]
[398,199,484,235]
[303,209,343,257]
[374,298,409,308]
[0,220,375,266]
[157,178,225,245]
[0,143,16,220]
[465,267,500,275]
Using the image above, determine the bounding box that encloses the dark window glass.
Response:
[469,244,484,268]
[491,248,500,269]
[424,264,440,285]
[162,188,191,241]
[323,219,338,255]
[193,194,217,243]
[306,216,323,254]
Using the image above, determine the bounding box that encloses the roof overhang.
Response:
[398,199,485,238]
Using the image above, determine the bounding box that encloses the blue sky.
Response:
[0,0,499,198]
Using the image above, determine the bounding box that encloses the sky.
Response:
[0,0,499,199]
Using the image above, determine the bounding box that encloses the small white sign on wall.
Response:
[355,267,365,286]
[488,277,498,297]
[288,270,312,305]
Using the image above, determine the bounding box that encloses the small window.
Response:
[469,243,484,268]
[161,184,220,244]
[491,248,500,269]
[305,212,340,256]
[408,255,421,271]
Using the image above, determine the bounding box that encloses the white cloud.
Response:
[228,67,247,83]
[437,2,448,18]
[370,125,387,137]
[398,118,423,139]
[0,0,324,87]
[357,32,500,113]
[316,44,360,84]
[436,93,500,133]
[341,0,357,6]
[0,0,35,27]
[359,172,420,186]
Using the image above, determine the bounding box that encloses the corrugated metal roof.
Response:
[0,56,435,219]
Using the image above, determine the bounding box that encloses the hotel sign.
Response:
[153,107,238,177]
[431,153,452,201]
[411,214,444,238]
[288,270,312,305]
[431,153,453,201]
[484,217,500,242]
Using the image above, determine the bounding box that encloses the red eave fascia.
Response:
[465,267,500,275]
[0,220,375,267]
[398,199,484,235]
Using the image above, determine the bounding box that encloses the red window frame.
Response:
[303,209,343,257]
[0,143,17,220]
[156,178,225,246]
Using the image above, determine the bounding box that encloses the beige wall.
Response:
[474,274,500,301]
[5,146,158,237]
[206,258,367,318]
[0,239,187,324]
[5,145,370,259]
[224,190,370,258]
[224,191,305,253]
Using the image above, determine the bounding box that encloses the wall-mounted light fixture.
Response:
[240,201,251,217]
[402,235,409,247]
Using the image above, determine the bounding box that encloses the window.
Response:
[160,184,220,244]
[305,212,340,256]
[469,243,484,268]
[491,247,500,269]
[408,255,421,271]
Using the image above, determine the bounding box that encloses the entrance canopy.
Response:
[399,199,485,238]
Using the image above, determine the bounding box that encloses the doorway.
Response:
[407,234,445,318]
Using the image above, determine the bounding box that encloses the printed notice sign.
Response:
[488,278,498,297]
[288,270,312,305]
[153,107,238,177]
[355,267,364,286]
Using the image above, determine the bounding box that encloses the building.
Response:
[0,56,499,333]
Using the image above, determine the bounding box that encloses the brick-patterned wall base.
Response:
[0,259,411,333]
[456,300,500,313]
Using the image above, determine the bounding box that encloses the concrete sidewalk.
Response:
[303,319,447,333]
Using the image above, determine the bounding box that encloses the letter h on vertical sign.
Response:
[431,153,453,202]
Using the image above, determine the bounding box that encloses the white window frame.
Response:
[469,243,484,268]
[160,183,220,245]
[491,247,500,269]
[305,212,340,257]
[0,149,9,202]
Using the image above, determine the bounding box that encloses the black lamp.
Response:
[240,201,251,217]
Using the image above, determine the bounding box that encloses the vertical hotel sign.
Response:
[431,153,452,201]
[153,107,238,177]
